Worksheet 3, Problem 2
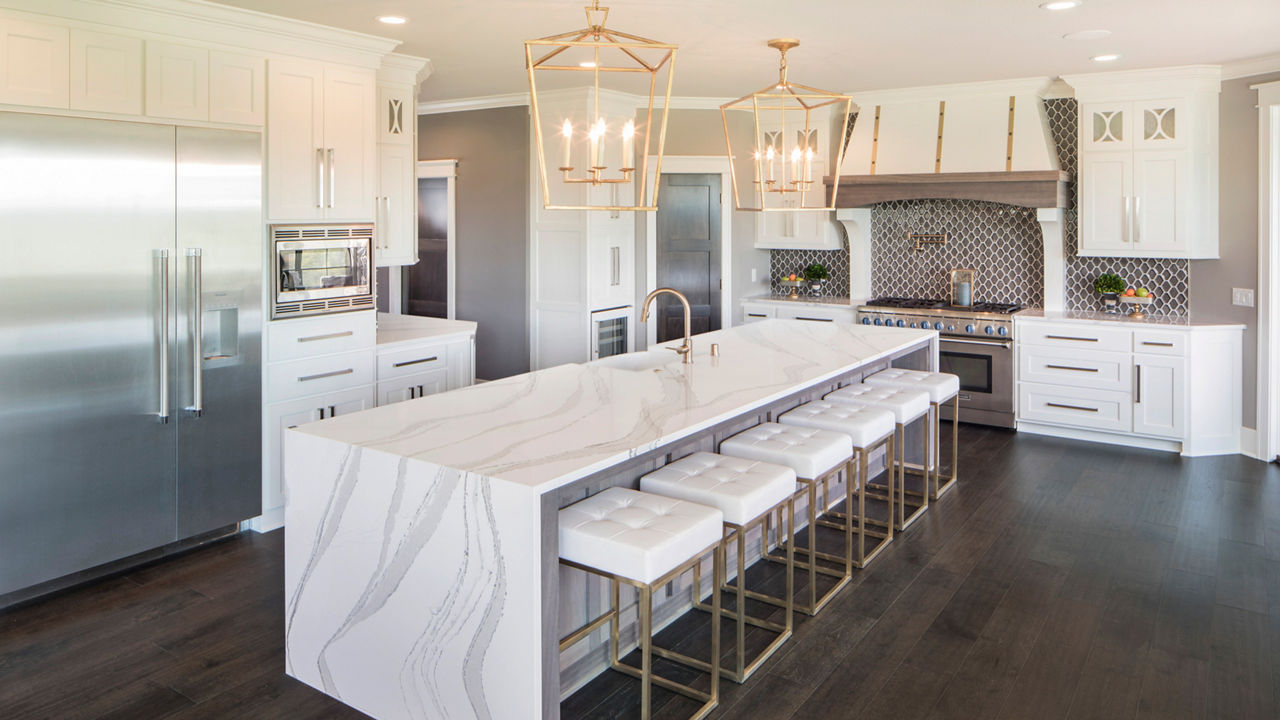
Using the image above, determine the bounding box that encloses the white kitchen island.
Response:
[282,319,937,720]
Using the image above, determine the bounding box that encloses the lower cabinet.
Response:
[265,384,374,512]
[740,301,855,325]
[375,335,475,407]
[377,367,448,405]
[1132,353,1185,438]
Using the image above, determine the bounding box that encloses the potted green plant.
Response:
[1094,272,1126,314]
[803,263,829,295]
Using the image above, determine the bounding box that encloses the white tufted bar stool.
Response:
[718,422,853,616]
[777,401,898,569]
[640,452,797,683]
[823,384,932,531]
[864,368,961,500]
[559,487,725,720]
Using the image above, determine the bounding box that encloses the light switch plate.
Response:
[751,268,758,283]
[1232,288,1255,307]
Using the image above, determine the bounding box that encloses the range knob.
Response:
[964,324,976,334]
[998,326,1009,337]
[909,322,917,329]
[947,324,955,332]
[895,319,906,328]
[934,321,945,331]
[984,325,995,335]
[873,318,883,326]
[861,317,871,325]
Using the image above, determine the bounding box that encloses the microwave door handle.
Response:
[154,249,170,424]
[185,249,203,417]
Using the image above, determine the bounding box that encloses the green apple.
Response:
[1135,288,1150,298]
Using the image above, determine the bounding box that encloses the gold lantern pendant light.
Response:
[525,1,678,212]
[721,39,853,213]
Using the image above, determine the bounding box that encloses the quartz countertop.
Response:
[295,320,935,493]
[375,312,477,348]
[1017,309,1245,330]
[742,293,862,308]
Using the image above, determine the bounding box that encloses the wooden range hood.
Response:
[824,169,1074,209]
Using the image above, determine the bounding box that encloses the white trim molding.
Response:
[1256,80,1280,462]
[1225,53,1280,81]
[642,155,733,348]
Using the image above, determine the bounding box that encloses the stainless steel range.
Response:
[857,297,1022,428]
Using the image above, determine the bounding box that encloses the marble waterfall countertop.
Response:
[375,312,476,348]
[295,319,935,494]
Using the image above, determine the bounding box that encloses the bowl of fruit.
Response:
[780,273,806,299]
[1119,286,1156,318]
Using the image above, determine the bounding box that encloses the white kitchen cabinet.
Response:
[376,142,416,266]
[1132,353,1184,439]
[267,59,375,222]
[69,29,142,115]
[0,17,69,108]
[377,368,448,406]
[588,221,633,311]
[1067,68,1219,259]
[774,304,856,323]
[145,41,208,121]
[377,82,413,145]
[375,333,474,406]
[266,385,374,511]
[209,50,264,125]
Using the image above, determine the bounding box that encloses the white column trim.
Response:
[1255,81,1280,461]
[834,208,873,301]
[1037,208,1066,313]
[642,155,733,348]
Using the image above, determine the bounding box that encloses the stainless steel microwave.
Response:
[271,224,375,319]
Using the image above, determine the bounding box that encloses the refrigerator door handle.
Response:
[155,249,170,424]
[185,248,203,417]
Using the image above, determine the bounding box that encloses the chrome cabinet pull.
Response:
[393,356,437,368]
[155,249,170,424]
[1045,335,1098,342]
[1123,196,1132,244]
[327,148,336,208]
[1047,402,1098,413]
[610,246,620,286]
[185,249,203,417]
[316,148,325,208]
[1046,364,1099,373]
[1133,196,1141,244]
[1142,341,1174,347]
[1136,365,1142,404]
[297,330,354,343]
[298,368,354,382]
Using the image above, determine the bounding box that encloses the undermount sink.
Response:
[587,350,681,372]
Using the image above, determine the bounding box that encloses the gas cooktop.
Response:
[857,297,1025,339]
[864,297,1023,315]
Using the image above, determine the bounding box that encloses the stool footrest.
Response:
[611,657,713,704]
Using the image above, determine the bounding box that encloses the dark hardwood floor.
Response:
[2,426,1278,719]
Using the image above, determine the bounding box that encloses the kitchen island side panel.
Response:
[283,430,542,720]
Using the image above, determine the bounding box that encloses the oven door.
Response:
[274,238,371,304]
[938,336,1014,427]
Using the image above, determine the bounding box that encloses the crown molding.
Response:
[846,76,1057,107]
[1224,53,1280,81]
[0,0,400,67]
[1063,65,1222,100]
[417,92,527,115]
[379,53,433,86]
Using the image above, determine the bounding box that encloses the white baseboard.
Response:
[1015,421,1183,453]
[243,506,284,533]
[1240,427,1263,460]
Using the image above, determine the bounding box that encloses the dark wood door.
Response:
[656,173,722,342]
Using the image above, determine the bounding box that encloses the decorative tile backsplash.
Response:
[767,99,1192,317]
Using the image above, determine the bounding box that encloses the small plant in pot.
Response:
[1094,273,1126,314]
[802,263,829,295]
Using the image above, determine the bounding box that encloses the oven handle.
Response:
[941,337,1012,350]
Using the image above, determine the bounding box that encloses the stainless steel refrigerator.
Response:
[0,112,263,600]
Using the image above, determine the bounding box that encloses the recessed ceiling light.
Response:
[1092,53,1122,62]
[1063,29,1111,41]
[377,15,407,25]
[579,61,597,68]
[1040,1,1082,10]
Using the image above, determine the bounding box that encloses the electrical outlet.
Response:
[1233,288,1255,307]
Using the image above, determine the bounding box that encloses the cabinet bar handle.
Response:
[1047,402,1098,413]
[1046,364,1098,373]
[1136,365,1142,404]
[393,356,438,368]
[298,330,354,343]
[1045,335,1098,342]
[747,313,767,318]
[1133,197,1141,244]
[1123,196,1132,244]
[795,316,834,322]
[1142,341,1174,347]
[298,368,354,382]
[327,148,336,209]
[316,148,325,208]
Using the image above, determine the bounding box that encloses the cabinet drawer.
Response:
[377,341,457,381]
[267,313,375,363]
[1019,346,1132,392]
[1133,329,1185,356]
[1019,383,1132,433]
[776,306,854,323]
[1020,323,1131,352]
[742,304,776,323]
[268,349,374,403]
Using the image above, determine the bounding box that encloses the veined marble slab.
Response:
[297,320,936,494]
[285,320,936,720]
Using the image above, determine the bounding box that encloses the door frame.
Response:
[394,159,457,319]
[642,155,732,347]
[1256,81,1280,460]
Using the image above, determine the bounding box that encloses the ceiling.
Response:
[208,0,1280,102]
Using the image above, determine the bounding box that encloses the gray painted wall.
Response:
[418,107,530,380]
[1190,71,1280,429]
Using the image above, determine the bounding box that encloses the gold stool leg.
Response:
[639,583,652,720]
[710,540,722,709]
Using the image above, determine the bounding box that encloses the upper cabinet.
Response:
[0,18,68,108]
[374,54,431,266]
[267,59,376,222]
[70,30,142,115]
[145,41,208,120]
[1066,67,1220,259]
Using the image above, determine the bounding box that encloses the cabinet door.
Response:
[377,83,413,145]
[322,66,376,221]
[1078,150,1132,254]
[1133,98,1185,150]
[377,368,448,406]
[209,50,264,125]
[1081,102,1132,152]
[70,30,142,115]
[267,58,325,220]
[1132,150,1184,254]
[0,18,69,108]
[265,385,373,512]
[145,42,208,121]
[376,142,417,266]
[1133,354,1184,439]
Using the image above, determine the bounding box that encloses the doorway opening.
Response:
[655,173,722,342]
[401,160,457,319]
